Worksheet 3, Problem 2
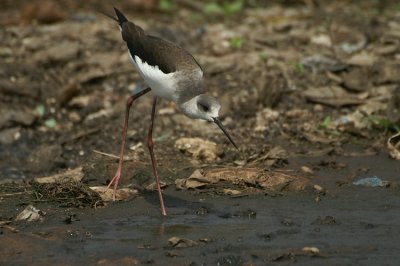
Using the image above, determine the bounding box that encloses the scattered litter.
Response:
[145,181,167,191]
[330,24,367,54]
[342,67,371,92]
[388,132,400,160]
[353,176,389,187]
[301,55,346,72]
[302,246,320,254]
[168,237,198,248]
[345,52,376,67]
[32,181,103,207]
[198,237,212,243]
[158,107,176,115]
[310,35,332,47]
[175,138,218,163]
[175,169,210,189]
[255,108,280,132]
[129,142,144,152]
[301,166,314,175]
[175,168,309,192]
[313,185,323,192]
[223,188,242,195]
[44,118,57,128]
[302,86,364,107]
[0,127,21,145]
[90,186,139,202]
[248,146,288,167]
[15,205,45,222]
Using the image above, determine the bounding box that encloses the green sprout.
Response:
[229,36,245,49]
[159,0,174,12]
[294,62,305,74]
[259,52,269,61]
[319,116,332,129]
[44,118,57,128]
[363,116,400,132]
[224,0,244,15]
[203,0,244,16]
[203,2,224,15]
[36,104,46,117]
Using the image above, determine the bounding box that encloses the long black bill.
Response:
[213,117,239,150]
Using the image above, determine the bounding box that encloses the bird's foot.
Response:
[105,171,121,201]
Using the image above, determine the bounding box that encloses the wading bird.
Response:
[104,8,238,215]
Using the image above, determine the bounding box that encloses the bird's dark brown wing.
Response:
[121,23,200,74]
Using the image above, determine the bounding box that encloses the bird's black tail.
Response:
[98,7,128,27]
[114,7,128,25]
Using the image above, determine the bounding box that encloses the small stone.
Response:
[302,246,320,254]
[168,236,198,248]
[255,108,280,132]
[223,188,242,195]
[313,104,323,112]
[301,166,314,174]
[0,127,21,145]
[68,111,81,123]
[90,186,139,202]
[313,184,323,192]
[15,205,45,222]
[175,137,218,163]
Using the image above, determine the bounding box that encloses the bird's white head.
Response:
[179,94,238,149]
[180,94,220,122]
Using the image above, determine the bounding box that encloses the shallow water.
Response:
[2,155,400,265]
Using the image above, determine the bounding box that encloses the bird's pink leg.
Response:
[106,87,151,200]
[147,97,167,216]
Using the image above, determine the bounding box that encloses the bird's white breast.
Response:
[129,53,178,101]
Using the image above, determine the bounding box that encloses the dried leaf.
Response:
[15,205,45,222]
[145,181,167,191]
[345,52,376,67]
[303,86,364,107]
[175,170,210,189]
[168,236,198,248]
[388,132,400,160]
[175,138,218,163]
[89,186,139,202]
[222,188,242,195]
[302,246,320,254]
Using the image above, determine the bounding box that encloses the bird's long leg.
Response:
[147,97,167,216]
[106,87,151,200]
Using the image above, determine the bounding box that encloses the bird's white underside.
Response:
[129,53,179,101]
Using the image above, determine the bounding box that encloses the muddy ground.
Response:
[1,0,400,265]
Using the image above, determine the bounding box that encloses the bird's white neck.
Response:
[179,97,199,119]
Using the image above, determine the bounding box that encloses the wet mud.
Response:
[1,0,400,265]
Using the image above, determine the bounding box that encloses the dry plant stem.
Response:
[93,150,120,160]
[105,87,151,200]
[147,97,167,216]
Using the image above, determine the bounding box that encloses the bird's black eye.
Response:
[198,103,210,112]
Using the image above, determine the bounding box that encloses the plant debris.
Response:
[32,181,103,208]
